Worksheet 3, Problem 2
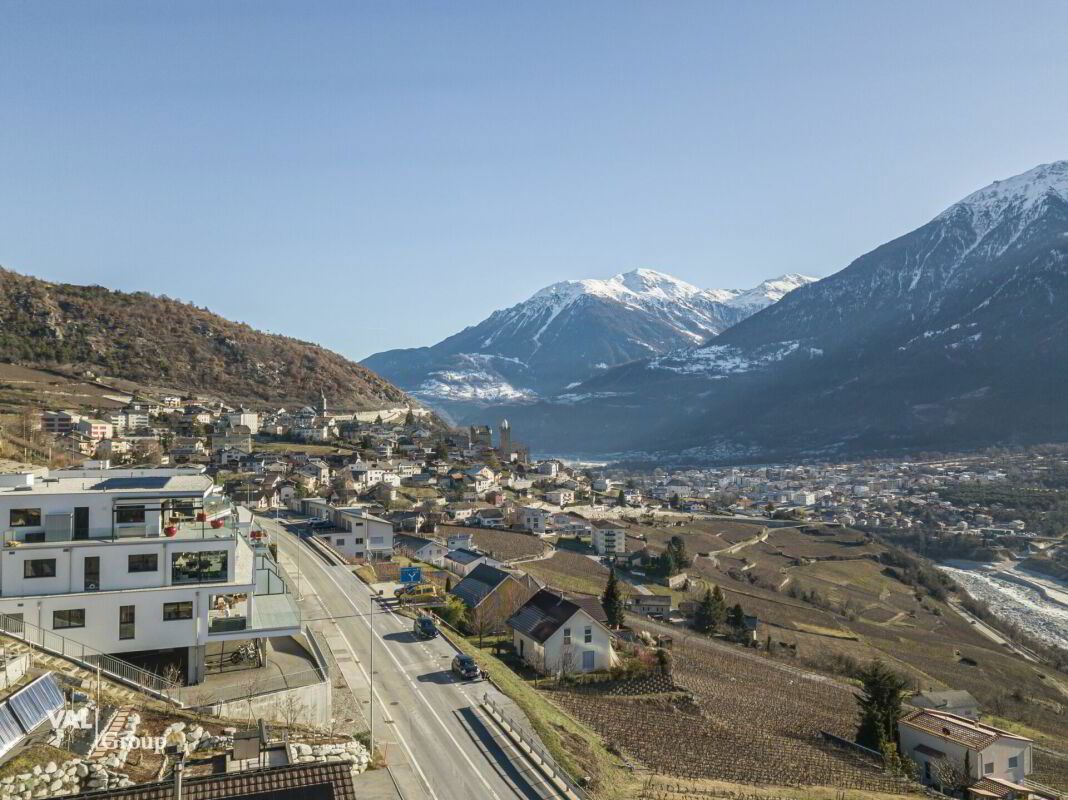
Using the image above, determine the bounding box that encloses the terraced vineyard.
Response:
[523,549,611,595]
[553,634,917,794]
[467,528,549,562]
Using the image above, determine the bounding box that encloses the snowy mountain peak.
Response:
[722,273,818,310]
[531,268,704,307]
[938,160,1068,240]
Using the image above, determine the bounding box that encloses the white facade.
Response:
[518,506,551,536]
[0,468,299,683]
[512,607,614,675]
[545,490,574,507]
[898,710,1031,788]
[329,508,394,559]
[591,522,627,555]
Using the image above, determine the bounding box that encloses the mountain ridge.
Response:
[0,267,409,410]
[362,268,815,420]
[490,160,1068,461]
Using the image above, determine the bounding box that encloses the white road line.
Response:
[277,532,439,800]
[302,538,509,800]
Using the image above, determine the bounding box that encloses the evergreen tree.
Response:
[710,585,727,628]
[855,659,908,750]
[617,488,627,507]
[726,603,747,641]
[667,535,690,568]
[694,589,716,633]
[404,407,415,426]
[601,568,625,628]
[656,549,677,578]
[670,492,680,509]
[445,575,452,593]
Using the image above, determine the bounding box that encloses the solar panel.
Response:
[0,703,23,755]
[91,476,171,491]
[8,673,64,732]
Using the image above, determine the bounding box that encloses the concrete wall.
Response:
[205,677,332,730]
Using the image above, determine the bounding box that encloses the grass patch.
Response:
[794,622,859,640]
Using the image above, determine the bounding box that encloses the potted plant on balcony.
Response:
[196,511,207,522]
[210,518,225,529]
[164,525,179,537]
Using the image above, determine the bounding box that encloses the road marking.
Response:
[298,535,510,800]
[273,527,438,800]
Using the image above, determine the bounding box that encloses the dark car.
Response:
[451,654,479,680]
[413,616,439,640]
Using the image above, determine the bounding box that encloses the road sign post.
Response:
[399,566,423,585]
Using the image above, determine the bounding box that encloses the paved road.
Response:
[257,515,551,800]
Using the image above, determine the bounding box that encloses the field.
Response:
[466,528,550,562]
[0,363,131,414]
[523,549,611,595]
[553,629,916,794]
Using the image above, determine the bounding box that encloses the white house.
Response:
[507,589,615,675]
[444,548,502,577]
[591,519,627,556]
[394,534,447,567]
[518,506,551,536]
[322,507,394,560]
[0,467,300,684]
[898,709,1032,793]
[544,489,574,507]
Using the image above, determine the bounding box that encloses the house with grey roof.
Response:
[506,588,616,675]
[910,689,980,720]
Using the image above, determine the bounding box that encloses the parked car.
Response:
[413,616,439,639]
[394,583,441,603]
[451,654,479,680]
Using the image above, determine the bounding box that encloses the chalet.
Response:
[628,594,672,617]
[507,589,616,675]
[472,508,506,529]
[911,690,981,721]
[450,565,539,627]
[444,547,501,577]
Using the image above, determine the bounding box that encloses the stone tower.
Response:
[499,419,511,453]
[319,388,328,417]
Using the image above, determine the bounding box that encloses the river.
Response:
[938,564,1068,651]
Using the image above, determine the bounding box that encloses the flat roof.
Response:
[0,474,213,498]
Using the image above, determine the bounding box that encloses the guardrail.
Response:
[0,612,184,704]
[482,693,590,800]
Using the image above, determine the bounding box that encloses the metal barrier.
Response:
[0,613,183,704]
[482,693,590,800]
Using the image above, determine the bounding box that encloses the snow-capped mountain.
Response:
[494,161,1068,459]
[361,268,814,420]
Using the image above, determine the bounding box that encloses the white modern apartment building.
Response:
[319,507,394,560]
[591,519,627,556]
[0,467,300,684]
[518,506,551,536]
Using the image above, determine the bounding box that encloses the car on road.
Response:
[413,616,439,639]
[451,654,479,680]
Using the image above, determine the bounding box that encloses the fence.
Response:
[0,612,183,703]
[482,693,590,800]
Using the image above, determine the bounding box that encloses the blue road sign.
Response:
[399,567,423,585]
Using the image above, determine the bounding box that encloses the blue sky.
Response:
[2,2,1067,360]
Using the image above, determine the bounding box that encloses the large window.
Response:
[171,550,228,584]
[23,559,56,579]
[9,508,41,528]
[115,506,146,524]
[119,606,135,640]
[128,554,158,573]
[53,609,85,629]
[1008,755,1019,768]
[163,602,193,621]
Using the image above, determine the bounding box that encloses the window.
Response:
[9,508,41,528]
[984,762,994,775]
[23,559,56,579]
[163,602,193,621]
[354,538,364,544]
[119,606,135,640]
[53,609,85,629]
[336,538,345,546]
[584,625,593,644]
[128,554,158,573]
[171,550,228,584]
[563,627,571,645]
[115,506,146,524]
[1008,755,1019,768]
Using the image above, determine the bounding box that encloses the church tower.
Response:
[319,388,328,417]
[499,419,511,454]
